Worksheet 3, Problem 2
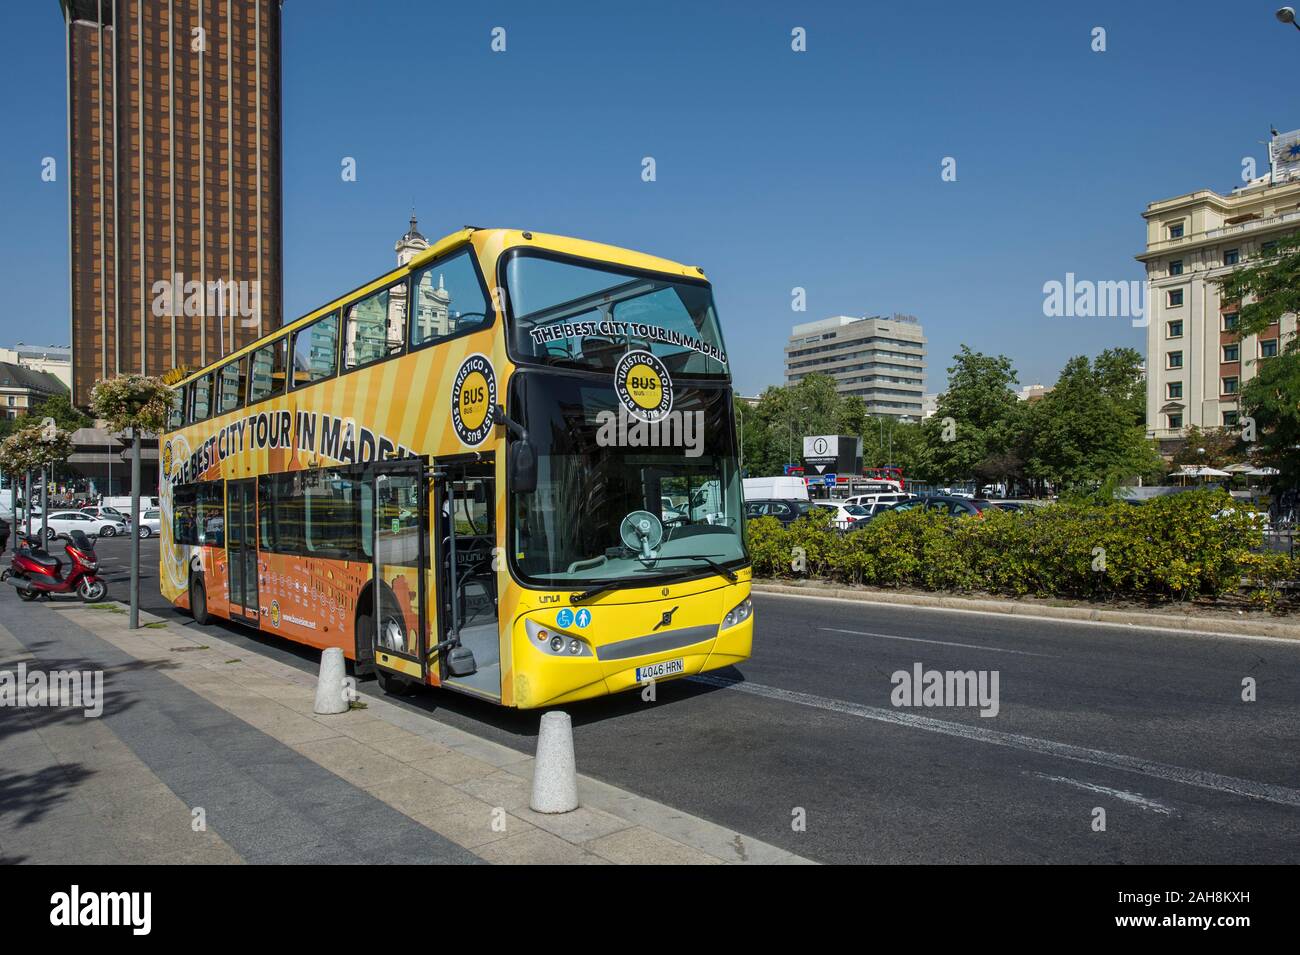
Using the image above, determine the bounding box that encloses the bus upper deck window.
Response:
[344,281,406,369]
[191,374,213,422]
[249,338,287,403]
[167,389,184,429]
[410,250,490,349]
[217,359,245,414]
[292,312,340,386]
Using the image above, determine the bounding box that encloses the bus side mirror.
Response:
[495,404,537,494]
[509,439,537,494]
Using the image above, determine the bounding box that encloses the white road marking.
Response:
[688,674,1300,809]
[1024,772,1174,814]
[821,627,1057,657]
[757,589,1300,646]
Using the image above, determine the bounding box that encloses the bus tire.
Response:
[367,595,418,697]
[354,612,376,677]
[190,575,210,626]
[375,667,417,697]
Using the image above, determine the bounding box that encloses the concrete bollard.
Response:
[313,647,350,715]
[530,711,578,813]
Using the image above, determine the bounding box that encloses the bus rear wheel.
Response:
[190,576,210,625]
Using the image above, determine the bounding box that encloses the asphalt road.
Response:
[74,536,1300,863]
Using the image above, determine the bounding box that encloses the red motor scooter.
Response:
[6,529,108,602]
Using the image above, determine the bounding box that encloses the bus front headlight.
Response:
[722,597,752,630]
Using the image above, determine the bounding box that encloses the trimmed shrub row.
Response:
[747,490,1274,603]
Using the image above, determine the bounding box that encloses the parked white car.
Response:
[43,510,128,539]
[79,504,131,535]
[137,508,163,538]
[842,492,910,509]
[808,501,871,529]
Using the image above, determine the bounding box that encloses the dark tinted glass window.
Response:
[258,467,371,561]
[173,482,224,546]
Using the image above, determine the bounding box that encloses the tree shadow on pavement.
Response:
[0,761,94,830]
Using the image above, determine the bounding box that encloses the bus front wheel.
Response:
[374,667,417,697]
[361,610,418,697]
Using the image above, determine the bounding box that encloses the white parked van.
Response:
[102,495,159,511]
[742,476,809,502]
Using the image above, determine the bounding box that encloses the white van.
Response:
[743,476,809,502]
[103,495,160,511]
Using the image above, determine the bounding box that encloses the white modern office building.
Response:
[784,314,927,420]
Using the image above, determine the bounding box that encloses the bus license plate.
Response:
[636,658,684,682]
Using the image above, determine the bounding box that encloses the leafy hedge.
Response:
[748,490,1277,603]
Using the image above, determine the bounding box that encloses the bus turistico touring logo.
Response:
[600,350,704,457]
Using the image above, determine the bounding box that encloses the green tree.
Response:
[740,375,843,474]
[1215,230,1300,481]
[1028,355,1162,489]
[1093,346,1146,427]
[1170,425,1243,470]
[921,347,1021,484]
[869,417,929,480]
[835,395,868,441]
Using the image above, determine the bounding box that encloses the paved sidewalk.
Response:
[0,594,808,865]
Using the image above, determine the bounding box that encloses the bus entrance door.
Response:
[370,460,429,686]
[225,479,259,621]
[432,458,500,702]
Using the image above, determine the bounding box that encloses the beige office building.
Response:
[784,314,926,419]
[1137,133,1300,452]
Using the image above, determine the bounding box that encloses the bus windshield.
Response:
[504,252,729,377]
[509,372,747,588]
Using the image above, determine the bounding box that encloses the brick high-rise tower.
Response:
[59,0,283,406]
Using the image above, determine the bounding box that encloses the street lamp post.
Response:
[1278,7,1300,31]
[787,404,809,468]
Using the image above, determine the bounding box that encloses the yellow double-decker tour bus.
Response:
[159,228,753,707]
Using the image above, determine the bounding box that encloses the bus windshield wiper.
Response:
[654,554,738,582]
[570,579,639,603]
[571,556,737,602]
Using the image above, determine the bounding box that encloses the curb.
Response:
[751,581,1300,642]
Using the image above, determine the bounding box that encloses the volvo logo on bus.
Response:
[450,353,497,447]
[614,350,673,423]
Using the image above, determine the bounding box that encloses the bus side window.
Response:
[217,358,245,414]
[191,374,213,422]
[344,280,406,370]
[249,337,287,404]
[257,475,275,551]
[173,484,198,544]
[167,388,184,430]
[198,482,225,547]
[292,312,340,386]
[410,249,490,349]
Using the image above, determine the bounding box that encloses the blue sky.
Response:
[1,0,1296,395]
